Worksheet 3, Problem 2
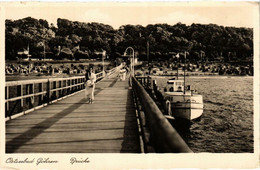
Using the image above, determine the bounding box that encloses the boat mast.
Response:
[177,64,179,80]
[184,51,186,94]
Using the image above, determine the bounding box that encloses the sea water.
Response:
[154,76,253,153]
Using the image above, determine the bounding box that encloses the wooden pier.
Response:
[6,72,141,153]
[5,67,192,153]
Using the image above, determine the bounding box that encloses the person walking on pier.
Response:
[85,67,96,104]
[119,67,127,81]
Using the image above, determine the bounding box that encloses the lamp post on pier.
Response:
[124,47,135,87]
[124,46,135,76]
[102,50,106,74]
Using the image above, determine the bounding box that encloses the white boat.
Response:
[163,78,203,120]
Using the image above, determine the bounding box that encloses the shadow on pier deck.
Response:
[6,72,140,153]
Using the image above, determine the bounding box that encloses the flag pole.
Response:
[27,43,30,60]
[177,54,179,80]
[176,53,180,80]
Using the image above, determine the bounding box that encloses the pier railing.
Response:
[5,65,121,121]
[132,76,192,153]
[135,76,152,89]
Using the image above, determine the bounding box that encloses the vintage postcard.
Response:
[0,1,259,170]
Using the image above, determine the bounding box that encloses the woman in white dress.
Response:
[85,68,96,104]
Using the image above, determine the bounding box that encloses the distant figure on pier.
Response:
[119,67,127,81]
[124,66,130,78]
[85,68,96,104]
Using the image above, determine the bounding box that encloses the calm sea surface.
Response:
[154,76,253,153]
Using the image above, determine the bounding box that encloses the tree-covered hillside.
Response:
[5,17,253,62]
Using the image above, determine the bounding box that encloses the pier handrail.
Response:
[5,64,122,120]
[132,76,192,153]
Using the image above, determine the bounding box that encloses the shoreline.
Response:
[6,72,253,82]
[149,75,253,79]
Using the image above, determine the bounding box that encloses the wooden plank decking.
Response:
[6,72,141,153]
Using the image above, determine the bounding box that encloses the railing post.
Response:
[6,86,9,112]
[20,85,23,109]
[66,80,68,95]
[148,76,151,89]
[53,81,57,99]
[71,79,74,92]
[14,84,24,114]
[47,79,51,103]
[26,84,30,107]
[69,80,71,94]
[31,83,34,107]
[75,78,79,91]
[72,79,74,92]
[76,79,78,91]
[79,78,80,89]
[59,80,62,98]
[5,86,9,117]
[62,80,67,96]
[82,77,85,90]
[39,82,43,104]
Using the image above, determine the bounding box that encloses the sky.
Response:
[4,2,258,29]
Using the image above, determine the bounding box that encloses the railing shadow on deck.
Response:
[120,88,141,153]
[6,97,88,153]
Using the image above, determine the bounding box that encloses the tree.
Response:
[5,17,253,62]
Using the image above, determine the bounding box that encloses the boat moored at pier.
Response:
[164,78,203,120]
